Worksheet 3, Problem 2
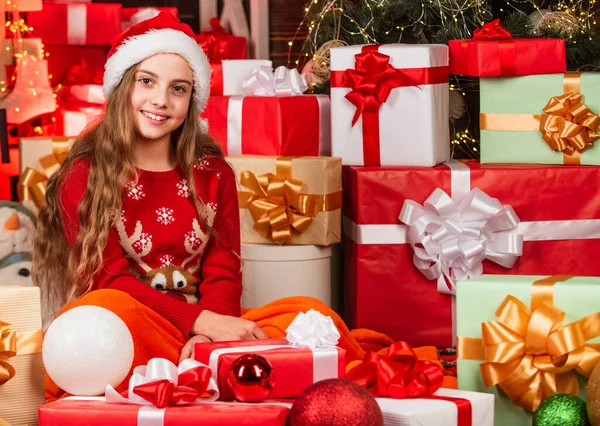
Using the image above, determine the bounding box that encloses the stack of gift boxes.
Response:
[2,10,600,425]
[337,19,600,426]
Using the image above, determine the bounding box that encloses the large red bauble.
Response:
[288,379,384,426]
[226,353,275,403]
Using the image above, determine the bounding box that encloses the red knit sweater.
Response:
[59,155,242,336]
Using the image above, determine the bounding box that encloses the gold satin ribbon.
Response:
[0,320,42,385]
[18,139,71,207]
[480,72,600,165]
[458,275,600,412]
[238,157,342,245]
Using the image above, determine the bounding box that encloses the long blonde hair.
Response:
[33,63,222,320]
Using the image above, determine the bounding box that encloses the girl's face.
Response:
[130,53,193,144]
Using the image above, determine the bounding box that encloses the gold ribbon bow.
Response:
[0,321,17,385]
[0,319,43,386]
[240,158,319,245]
[459,276,600,412]
[539,93,600,157]
[18,139,71,207]
[479,72,600,165]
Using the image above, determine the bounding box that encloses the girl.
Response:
[35,13,273,398]
[34,12,408,401]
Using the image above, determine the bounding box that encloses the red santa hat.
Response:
[103,12,211,113]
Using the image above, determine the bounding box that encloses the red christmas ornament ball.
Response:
[288,379,384,426]
[227,353,275,403]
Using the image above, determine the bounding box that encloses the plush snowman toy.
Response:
[0,201,36,287]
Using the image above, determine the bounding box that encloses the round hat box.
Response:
[240,244,333,308]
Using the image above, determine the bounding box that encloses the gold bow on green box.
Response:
[480,72,600,166]
[457,275,600,426]
[228,155,342,246]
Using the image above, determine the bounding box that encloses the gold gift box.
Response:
[226,155,342,246]
[0,286,45,426]
[18,137,75,210]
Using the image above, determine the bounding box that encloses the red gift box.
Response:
[0,147,19,200]
[28,3,122,46]
[46,45,109,86]
[39,398,290,425]
[201,95,331,156]
[194,338,345,400]
[342,161,600,347]
[196,18,246,61]
[121,7,178,28]
[448,19,566,77]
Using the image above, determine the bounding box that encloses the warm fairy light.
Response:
[14,107,19,112]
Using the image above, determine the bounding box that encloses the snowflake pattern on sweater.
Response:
[58,155,242,335]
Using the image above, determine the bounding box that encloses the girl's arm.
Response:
[59,159,202,336]
[195,159,243,317]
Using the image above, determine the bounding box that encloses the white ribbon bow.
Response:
[399,188,523,295]
[105,358,219,406]
[285,309,340,349]
[241,66,308,97]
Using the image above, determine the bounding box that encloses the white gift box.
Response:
[330,44,450,166]
[240,244,332,308]
[219,59,272,95]
[63,107,102,136]
[377,388,494,426]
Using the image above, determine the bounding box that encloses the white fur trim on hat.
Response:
[103,28,211,113]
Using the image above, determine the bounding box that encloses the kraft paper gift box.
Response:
[343,160,600,347]
[480,72,600,165]
[0,286,45,426]
[457,275,600,426]
[330,44,449,166]
[18,137,74,207]
[227,155,342,245]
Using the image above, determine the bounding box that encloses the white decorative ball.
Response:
[43,306,134,396]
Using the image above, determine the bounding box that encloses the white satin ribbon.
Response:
[226,95,244,155]
[399,187,522,294]
[67,4,87,45]
[344,160,600,294]
[316,95,331,156]
[286,309,340,349]
[241,66,308,96]
[105,358,219,406]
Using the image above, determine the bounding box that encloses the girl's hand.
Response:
[179,334,211,363]
[192,310,269,342]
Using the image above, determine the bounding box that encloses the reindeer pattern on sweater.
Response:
[114,157,221,303]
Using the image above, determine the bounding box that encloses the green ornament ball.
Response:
[534,394,590,426]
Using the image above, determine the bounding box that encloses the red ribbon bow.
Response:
[342,45,419,127]
[473,19,512,40]
[346,341,444,398]
[196,18,231,61]
[132,365,213,408]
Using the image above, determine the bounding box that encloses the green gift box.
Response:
[457,275,600,426]
[480,72,600,165]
